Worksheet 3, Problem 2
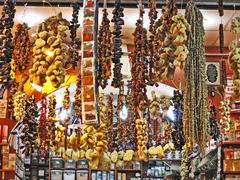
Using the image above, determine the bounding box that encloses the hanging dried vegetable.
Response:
[153,0,177,81]
[38,97,48,157]
[136,115,148,161]
[169,14,190,68]
[229,18,240,98]
[149,91,161,145]
[69,2,81,68]
[98,8,112,89]
[11,23,30,74]
[7,81,18,118]
[74,75,82,120]
[63,87,70,109]
[219,99,231,136]
[130,5,148,118]
[117,93,124,150]
[0,0,16,89]
[131,4,149,156]
[111,0,124,88]
[180,142,190,180]
[107,93,114,151]
[230,17,240,33]
[80,125,95,150]
[209,106,220,141]
[148,0,159,85]
[29,12,69,88]
[171,90,185,151]
[183,0,209,153]
[20,96,39,155]
[13,90,25,122]
[47,95,57,150]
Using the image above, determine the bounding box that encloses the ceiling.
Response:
[5,5,239,47]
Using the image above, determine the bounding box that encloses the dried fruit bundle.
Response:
[98,8,112,89]
[230,17,240,33]
[111,0,124,88]
[152,0,177,81]
[117,93,124,150]
[7,81,18,118]
[80,125,95,150]
[29,12,69,88]
[136,116,148,161]
[20,96,39,155]
[38,97,48,157]
[171,90,185,151]
[170,14,190,68]
[69,2,81,68]
[180,142,190,180]
[63,87,70,109]
[47,95,57,150]
[183,0,209,153]
[209,106,220,141]
[130,5,148,118]
[228,39,240,97]
[148,0,159,85]
[13,90,25,122]
[107,93,114,151]
[0,0,16,88]
[219,99,231,135]
[11,23,30,74]
[74,75,82,120]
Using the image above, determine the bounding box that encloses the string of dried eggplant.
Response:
[0,0,16,89]
[20,96,39,155]
[69,2,81,68]
[63,87,70,110]
[209,105,220,141]
[171,90,185,151]
[11,23,30,75]
[98,8,112,89]
[111,0,124,88]
[183,0,209,153]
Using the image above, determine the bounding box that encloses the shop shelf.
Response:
[0,142,8,146]
[224,171,240,174]
[116,169,141,172]
[0,169,14,172]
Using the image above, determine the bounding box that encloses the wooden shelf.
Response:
[117,169,141,172]
[0,169,14,172]
[221,141,240,145]
[224,171,240,174]
[231,109,240,114]
[148,158,181,162]
[50,168,88,170]
[0,142,8,146]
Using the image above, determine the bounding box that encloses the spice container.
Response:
[51,170,63,179]
[64,170,76,180]
[51,157,64,169]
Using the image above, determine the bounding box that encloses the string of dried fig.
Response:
[98,8,112,89]
[69,2,81,68]
[111,0,124,88]
[0,0,16,89]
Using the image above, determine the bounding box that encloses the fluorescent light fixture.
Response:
[30,82,43,92]
[167,106,175,121]
[120,105,128,120]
